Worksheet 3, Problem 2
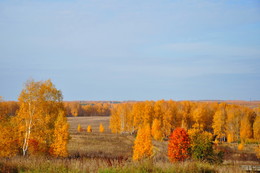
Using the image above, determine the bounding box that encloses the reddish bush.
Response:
[168,128,190,162]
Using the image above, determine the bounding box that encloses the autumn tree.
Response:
[133,124,153,161]
[226,105,241,142]
[50,110,69,157]
[77,124,82,132]
[87,125,92,133]
[192,104,207,130]
[0,115,19,157]
[132,102,145,131]
[212,106,226,142]
[110,103,134,133]
[168,128,190,162]
[161,100,179,137]
[151,119,163,140]
[0,97,7,120]
[16,79,68,156]
[143,101,154,126]
[240,108,256,142]
[110,104,122,133]
[100,123,104,133]
[179,101,194,130]
[253,110,260,141]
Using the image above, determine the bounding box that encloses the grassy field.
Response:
[0,116,259,173]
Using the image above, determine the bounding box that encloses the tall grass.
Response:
[0,157,244,173]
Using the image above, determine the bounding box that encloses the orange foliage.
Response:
[64,101,111,117]
[77,124,82,132]
[87,125,92,133]
[0,116,18,157]
[110,100,259,143]
[238,143,244,151]
[133,124,153,161]
[50,111,69,157]
[16,79,68,156]
[253,114,260,141]
[212,106,226,142]
[168,128,190,162]
[99,123,104,133]
[151,119,163,141]
[240,108,256,142]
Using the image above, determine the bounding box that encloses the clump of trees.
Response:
[0,79,69,157]
[110,100,259,143]
[110,100,259,162]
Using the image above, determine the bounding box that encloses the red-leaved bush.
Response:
[168,128,190,162]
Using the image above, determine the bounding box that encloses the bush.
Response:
[87,125,92,133]
[188,128,213,161]
[238,143,244,151]
[188,128,223,164]
[168,128,190,162]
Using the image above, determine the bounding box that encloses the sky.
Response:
[0,0,260,101]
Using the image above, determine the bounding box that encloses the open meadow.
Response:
[0,116,259,173]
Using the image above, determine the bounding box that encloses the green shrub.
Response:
[188,128,223,164]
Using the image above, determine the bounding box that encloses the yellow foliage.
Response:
[212,109,226,142]
[0,117,18,157]
[109,105,121,133]
[238,143,244,151]
[240,108,255,142]
[87,125,92,133]
[133,124,153,161]
[16,79,68,156]
[227,134,234,143]
[253,114,260,141]
[50,111,69,157]
[109,100,259,144]
[99,123,104,133]
[77,124,82,132]
[192,105,206,129]
[151,119,163,141]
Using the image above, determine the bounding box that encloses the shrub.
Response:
[87,125,92,133]
[188,128,214,161]
[77,124,82,132]
[168,128,190,162]
[238,143,244,151]
[188,128,223,164]
[100,123,105,133]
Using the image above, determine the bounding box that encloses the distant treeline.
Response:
[0,101,19,117]
[64,101,113,116]
[0,100,113,117]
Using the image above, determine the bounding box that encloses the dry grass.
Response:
[67,116,134,159]
[1,116,259,172]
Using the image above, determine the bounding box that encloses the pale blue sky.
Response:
[1,0,260,101]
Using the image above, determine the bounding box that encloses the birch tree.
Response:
[17,79,66,156]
